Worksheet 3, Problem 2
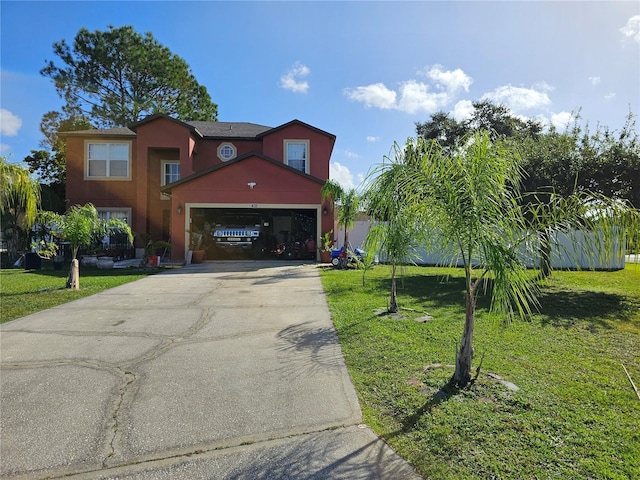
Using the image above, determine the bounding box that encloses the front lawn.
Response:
[320,264,640,479]
[1,262,155,323]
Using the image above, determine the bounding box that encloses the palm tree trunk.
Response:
[66,259,79,290]
[539,228,552,279]
[454,286,475,388]
[389,262,398,313]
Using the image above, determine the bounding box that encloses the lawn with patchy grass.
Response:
[1,263,155,323]
[320,264,640,479]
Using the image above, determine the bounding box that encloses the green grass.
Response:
[320,264,640,480]
[1,262,155,323]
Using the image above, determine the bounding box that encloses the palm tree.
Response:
[321,179,360,249]
[364,142,426,313]
[0,157,41,261]
[46,204,133,289]
[371,132,638,388]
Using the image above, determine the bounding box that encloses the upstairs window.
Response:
[86,142,131,179]
[162,162,180,185]
[285,140,309,173]
[217,142,236,161]
[161,161,180,199]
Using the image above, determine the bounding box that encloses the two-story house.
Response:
[64,114,336,262]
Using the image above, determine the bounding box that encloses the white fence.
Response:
[335,220,626,270]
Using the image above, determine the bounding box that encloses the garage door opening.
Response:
[190,208,317,260]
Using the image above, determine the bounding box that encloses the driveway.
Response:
[0,261,421,479]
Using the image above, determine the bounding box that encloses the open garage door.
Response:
[190,207,317,260]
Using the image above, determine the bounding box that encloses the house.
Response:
[63,114,336,262]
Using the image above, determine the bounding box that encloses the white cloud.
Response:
[397,80,448,114]
[620,15,640,45]
[604,92,616,100]
[329,162,355,190]
[344,65,473,114]
[533,81,554,93]
[366,136,379,143]
[279,62,310,94]
[422,64,473,93]
[1,143,11,153]
[0,109,22,136]
[344,150,359,158]
[482,85,551,112]
[451,99,474,121]
[550,111,575,130]
[343,83,397,109]
[588,76,601,86]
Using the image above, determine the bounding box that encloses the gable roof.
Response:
[258,119,336,141]
[129,114,201,135]
[161,151,325,193]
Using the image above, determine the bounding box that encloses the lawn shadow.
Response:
[534,287,633,330]
[384,377,459,441]
[365,271,635,331]
[367,273,492,312]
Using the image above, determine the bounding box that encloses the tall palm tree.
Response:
[370,133,638,388]
[0,157,41,261]
[321,180,360,249]
[364,142,426,313]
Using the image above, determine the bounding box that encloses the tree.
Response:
[25,112,92,185]
[415,100,542,148]
[24,112,93,213]
[419,103,639,277]
[364,142,426,313]
[369,133,638,388]
[41,25,218,128]
[321,180,361,250]
[0,158,41,261]
[520,113,640,208]
[418,102,639,208]
[43,204,133,289]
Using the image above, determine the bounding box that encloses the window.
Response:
[86,142,130,179]
[97,209,130,224]
[285,140,309,173]
[217,142,236,161]
[96,208,132,252]
[161,161,180,200]
[162,162,180,185]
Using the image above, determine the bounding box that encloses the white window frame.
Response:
[217,142,237,162]
[284,140,309,174]
[85,140,132,180]
[161,161,180,200]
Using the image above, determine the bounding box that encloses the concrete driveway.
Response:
[1,261,421,479]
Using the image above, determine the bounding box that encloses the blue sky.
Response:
[1,1,639,189]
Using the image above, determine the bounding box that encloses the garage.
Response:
[188,206,318,260]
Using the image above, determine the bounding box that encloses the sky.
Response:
[1,1,639,189]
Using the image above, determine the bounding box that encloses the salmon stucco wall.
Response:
[262,124,333,180]
[65,134,138,220]
[132,117,196,235]
[168,155,329,260]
